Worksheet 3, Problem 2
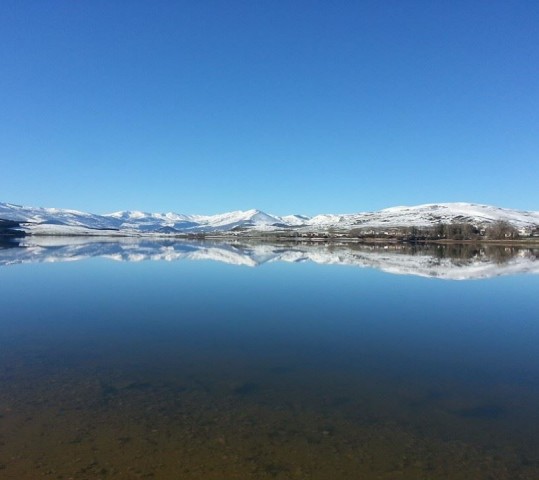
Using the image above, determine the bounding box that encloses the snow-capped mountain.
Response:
[1,201,539,237]
[1,236,538,280]
[0,203,287,235]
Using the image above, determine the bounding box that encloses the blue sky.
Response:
[1,0,538,215]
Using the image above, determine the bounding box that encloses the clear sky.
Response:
[1,1,538,215]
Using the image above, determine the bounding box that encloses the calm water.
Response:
[1,240,539,479]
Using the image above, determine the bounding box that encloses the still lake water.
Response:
[1,239,539,479]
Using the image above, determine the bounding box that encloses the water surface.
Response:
[1,239,538,479]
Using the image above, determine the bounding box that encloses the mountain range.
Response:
[1,201,539,237]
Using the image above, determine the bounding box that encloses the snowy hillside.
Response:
[1,201,539,237]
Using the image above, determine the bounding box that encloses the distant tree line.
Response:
[348,220,523,242]
[484,220,520,240]
[412,221,520,241]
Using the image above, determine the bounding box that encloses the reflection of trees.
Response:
[345,242,536,265]
[431,244,482,262]
[487,246,517,264]
[432,245,539,265]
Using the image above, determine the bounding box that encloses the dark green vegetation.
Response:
[0,219,25,238]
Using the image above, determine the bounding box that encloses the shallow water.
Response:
[1,240,539,479]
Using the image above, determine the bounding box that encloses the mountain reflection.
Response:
[1,237,538,280]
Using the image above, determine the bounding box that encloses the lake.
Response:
[1,238,539,479]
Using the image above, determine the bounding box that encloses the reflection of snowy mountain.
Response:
[1,237,538,280]
[1,201,539,236]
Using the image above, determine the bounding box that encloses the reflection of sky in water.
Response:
[2,258,538,381]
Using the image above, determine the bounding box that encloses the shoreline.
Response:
[3,232,539,247]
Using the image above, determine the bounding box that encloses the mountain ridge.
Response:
[1,201,539,237]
